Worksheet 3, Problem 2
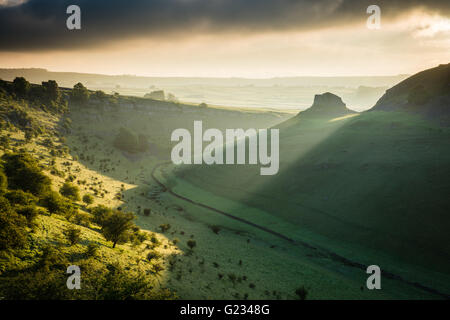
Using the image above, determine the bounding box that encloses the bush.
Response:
[5,189,37,206]
[82,193,94,206]
[86,242,99,257]
[2,153,51,196]
[143,208,151,216]
[295,286,308,300]
[16,205,40,226]
[59,181,80,201]
[187,239,196,250]
[71,211,91,227]
[113,128,149,154]
[159,224,171,233]
[41,191,73,215]
[210,225,221,234]
[64,226,81,246]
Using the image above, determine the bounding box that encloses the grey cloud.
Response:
[0,0,449,51]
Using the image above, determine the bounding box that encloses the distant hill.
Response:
[0,68,409,111]
[0,68,409,88]
[371,63,450,122]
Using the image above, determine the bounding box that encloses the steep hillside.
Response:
[371,63,450,122]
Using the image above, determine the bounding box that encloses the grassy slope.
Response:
[170,111,450,297]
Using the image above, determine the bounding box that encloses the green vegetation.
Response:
[113,127,149,153]
[59,181,80,201]
[2,153,51,196]
[64,226,81,246]
[70,82,90,105]
[82,193,94,206]
[100,210,135,248]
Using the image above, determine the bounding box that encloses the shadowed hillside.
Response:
[168,65,450,297]
[371,63,450,123]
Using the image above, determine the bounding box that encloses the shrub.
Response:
[295,286,308,300]
[5,189,37,206]
[41,191,72,215]
[2,153,51,196]
[82,193,94,206]
[187,239,196,250]
[71,82,90,105]
[159,224,171,233]
[86,242,99,257]
[210,225,221,234]
[16,205,40,226]
[90,205,113,226]
[64,226,81,246]
[143,208,151,216]
[60,181,80,201]
[113,127,139,153]
[71,211,91,227]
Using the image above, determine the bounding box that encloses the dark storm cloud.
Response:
[0,0,449,51]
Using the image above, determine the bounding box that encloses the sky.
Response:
[0,0,449,78]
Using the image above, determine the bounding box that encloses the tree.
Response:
[42,80,60,102]
[101,210,135,248]
[82,193,94,206]
[59,181,80,201]
[71,82,90,105]
[13,77,30,98]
